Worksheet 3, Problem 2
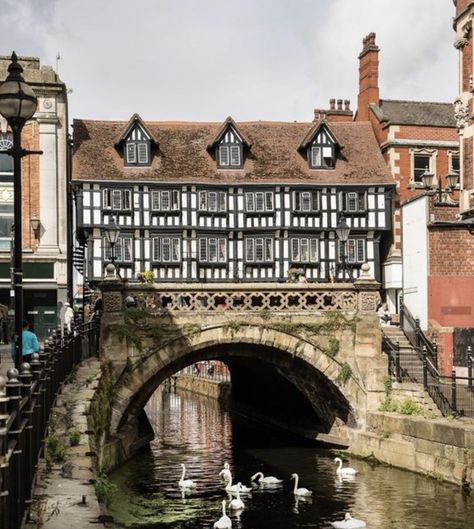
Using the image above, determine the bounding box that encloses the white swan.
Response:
[213,500,232,529]
[251,471,283,485]
[228,484,245,510]
[224,472,252,494]
[219,462,232,482]
[334,457,358,476]
[178,463,196,488]
[290,473,312,497]
[331,513,366,529]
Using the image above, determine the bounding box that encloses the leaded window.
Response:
[104,236,133,262]
[245,191,274,213]
[293,190,320,212]
[342,191,366,213]
[150,190,180,211]
[102,189,132,211]
[198,237,227,263]
[198,191,227,213]
[245,237,273,263]
[290,238,318,263]
[152,237,181,263]
[339,239,365,264]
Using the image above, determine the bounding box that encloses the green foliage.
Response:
[399,398,423,416]
[259,309,272,321]
[224,319,243,338]
[90,361,116,436]
[69,428,81,447]
[94,473,118,505]
[379,397,399,413]
[383,376,393,396]
[137,271,155,283]
[47,433,66,463]
[336,362,352,385]
[381,431,391,439]
[108,323,143,351]
[326,337,340,358]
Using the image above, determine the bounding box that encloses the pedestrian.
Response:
[21,320,40,364]
[63,302,75,333]
[125,294,138,308]
[378,303,392,326]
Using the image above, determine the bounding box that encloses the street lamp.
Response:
[104,217,121,266]
[0,52,41,368]
[335,213,352,282]
[423,171,459,204]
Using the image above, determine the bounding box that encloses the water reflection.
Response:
[108,387,474,529]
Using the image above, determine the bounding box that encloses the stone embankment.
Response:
[26,358,105,529]
[349,411,474,487]
[174,374,231,403]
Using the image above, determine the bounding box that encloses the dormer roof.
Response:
[207,116,252,151]
[298,120,343,151]
[114,113,158,147]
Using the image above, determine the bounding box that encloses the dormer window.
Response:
[300,122,338,170]
[117,115,156,168]
[219,144,241,167]
[209,117,250,170]
[125,138,150,166]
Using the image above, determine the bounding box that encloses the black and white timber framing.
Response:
[74,182,392,283]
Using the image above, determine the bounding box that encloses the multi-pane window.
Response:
[309,130,335,169]
[104,236,133,262]
[413,154,432,183]
[339,239,365,264]
[293,190,320,212]
[150,190,180,211]
[245,237,273,263]
[218,144,242,168]
[125,141,150,166]
[342,191,366,213]
[291,238,318,263]
[245,191,274,213]
[0,135,13,251]
[198,237,227,263]
[198,191,227,213]
[152,237,180,263]
[102,189,132,211]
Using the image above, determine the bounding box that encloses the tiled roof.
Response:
[72,118,394,185]
[371,99,456,128]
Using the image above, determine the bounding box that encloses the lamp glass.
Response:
[0,79,37,122]
[105,218,120,245]
[446,172,459,189]
[421,171,434,189]
[335,217,350,242]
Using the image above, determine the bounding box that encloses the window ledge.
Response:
[291,210,322,216]
[342,210,368,215]
[197,211,228,217]
[244,211,275,217]
[151,261,181,267]
[150,210,181,216]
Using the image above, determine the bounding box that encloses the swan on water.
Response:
[251,471,283,485]
[213,500,232,529]
[178,463,196,488]
[219,463,232,482]
[290,473,312,497]
[223,472,252,494]
[334,457,358,476]
[331,513,366,529]
[228,484,245,511]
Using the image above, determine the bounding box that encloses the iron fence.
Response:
[181,362,231,382]
[0,321,99,529]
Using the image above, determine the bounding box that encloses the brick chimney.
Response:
[455,0,472,17]
[313,99,353,123]
[357,32,380,122]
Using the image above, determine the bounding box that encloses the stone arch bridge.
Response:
[94,270,386,471]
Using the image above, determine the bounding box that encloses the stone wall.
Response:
[174,374,231,403]
[349,411,474,486]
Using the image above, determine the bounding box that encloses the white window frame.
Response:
[150,190,180,212]
[198,190,227,213]
[126,143,137,164]
[152,237,181,263]
[290,237,319,263]
[219,145,229,167]
[104,235,133,263]
[198,237,227,264]
[245,237,273,263]
[342,191,366,213]
[311,146,321,167]
[344,238,365,264]
[293,190,319,212]
[137,142,149,164]
[245,191,274,213]
[103,189,132,211]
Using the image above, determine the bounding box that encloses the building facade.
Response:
[355,33,460,316]
[0,56,69,340]
[72,114,394,284]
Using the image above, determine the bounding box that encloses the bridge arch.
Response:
[108,323,367,454]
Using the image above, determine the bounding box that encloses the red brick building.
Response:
[355,33,460,319]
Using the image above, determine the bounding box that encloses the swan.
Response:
[228,484,245,511]
[290,473,312,497]
[334,457,358,476]
[219,463,232,482]
[178,463,196,488]
[251,471,283,485]
[331,513,366,529]
[213,500,232,529]
[224,472,252,494]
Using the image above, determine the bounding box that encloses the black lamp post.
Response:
[422,170,459,204]
[335,213,351,282]
[0,52,41,368]
[104,217,121,267]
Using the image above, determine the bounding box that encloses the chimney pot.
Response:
[337,99,343,110]
[329,98,336,110]
[344,100,350,111]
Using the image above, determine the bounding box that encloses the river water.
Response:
[108,387,474,529]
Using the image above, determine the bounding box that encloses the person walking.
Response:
[63,302,75,333]
[21,320,40,364]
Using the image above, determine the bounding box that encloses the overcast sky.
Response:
[1,0,458,122]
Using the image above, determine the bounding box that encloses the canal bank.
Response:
[174,374,231,403]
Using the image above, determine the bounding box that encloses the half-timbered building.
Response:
[72,114,394,283]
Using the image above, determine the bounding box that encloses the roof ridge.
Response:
[381,98,453,106]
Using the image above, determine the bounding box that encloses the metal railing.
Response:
[383,332,474,418]
[0,321,99,529]
[181,362,231,382]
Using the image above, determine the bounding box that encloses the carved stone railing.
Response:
[100,265,381,315]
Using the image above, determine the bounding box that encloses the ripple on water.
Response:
[108,388,474,529]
